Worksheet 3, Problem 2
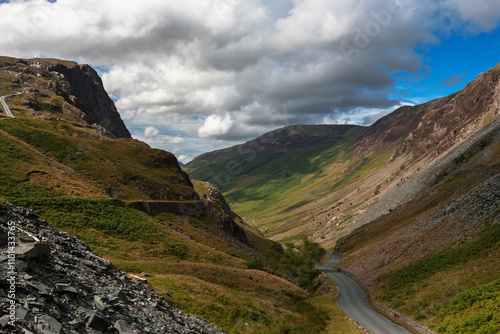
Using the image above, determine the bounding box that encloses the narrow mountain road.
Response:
[0,93,20,118]
[318,254,411,334]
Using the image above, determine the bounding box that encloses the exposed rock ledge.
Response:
[0,203,225,334]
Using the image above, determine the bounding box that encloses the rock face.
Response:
[49,63,131,139]
[201,182,249,245]
[0,204,225,334]
[348,113,500,235]
[0,56,131,139]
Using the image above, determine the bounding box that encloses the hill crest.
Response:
[0,56,130,138]
[185,62,500,246]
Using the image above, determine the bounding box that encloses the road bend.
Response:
[0,93,19,118]
[318,254,411,334]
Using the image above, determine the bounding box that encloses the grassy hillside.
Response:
[185,63,500,332]
[0,58,363,333]
[185,64,500,249]
[336,131,500,332]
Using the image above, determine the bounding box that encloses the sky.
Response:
[0,0,499,163]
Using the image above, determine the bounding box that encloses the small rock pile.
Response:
[0,203,225,334]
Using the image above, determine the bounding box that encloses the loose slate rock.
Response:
[115,320,136,334]
[0,315,10,328]
[0,227,7,246]
[55,283,79,294]
[19,235,36,242]
[15,242,51,260]
[87,313,111,331]
[0,203,225,334]
[37,314,62,334]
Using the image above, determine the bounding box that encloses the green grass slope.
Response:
[0,58,357,333]
[336,133,500,333]
[185,64,500,248]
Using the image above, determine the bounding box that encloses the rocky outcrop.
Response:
[128,198,249,246]
[0,56,131,139]
[49,63,131,139]
[200,183,249,245]
[128,201,206,218]
[347,114,500,236]
[0,204,224,334]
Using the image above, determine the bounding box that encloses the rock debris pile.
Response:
[0,204,225,334]
[350,115,500,235]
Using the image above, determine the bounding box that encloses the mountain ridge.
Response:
[0,56,342,333]
[185,61,500,331]
[185,62,500,248]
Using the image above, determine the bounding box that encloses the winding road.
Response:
[0,93,20,118]
[318,254,411,334]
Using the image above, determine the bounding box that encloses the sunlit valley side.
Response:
[0,56,360,333]
[186,63,500,332]
[1,55,499,333]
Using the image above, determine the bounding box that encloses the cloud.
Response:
[0,0,498,160]
[442,73,467,87]
[447,0,500,32]
[177,155,190,164]
[144,126,160,138]
[163,136,185,145]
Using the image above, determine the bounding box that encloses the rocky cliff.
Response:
[49,62,131,139]
[0,203,224,334]
[0,56,130,139]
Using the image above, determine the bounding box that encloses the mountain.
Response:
[0,57,343,333]
[185,63,500,330]
[0,56,131,138]
[185,63,500,247]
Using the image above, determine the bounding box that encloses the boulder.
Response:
[37,315,62,334]
[86,313,111,331]
[15,242,51,260]
[115,320,136,334]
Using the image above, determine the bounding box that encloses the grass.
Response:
[0,117,197,201]
[0,138,34,162]
[432,280,500,333]
[14,197,161,243]
[377,228,500,327]
[149,274,274,332]
[388,223,500,290]
[307,295,365,334]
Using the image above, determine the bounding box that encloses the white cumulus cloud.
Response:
[0,0,499,160]
[144,126,160,138]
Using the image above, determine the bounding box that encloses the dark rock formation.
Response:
[128,201,206,218]
[49,63,131,139]
[0,56,131,139]
[201,183,249,245]
[0,204,225,334]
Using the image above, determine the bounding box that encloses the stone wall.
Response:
[127,200,206,217]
